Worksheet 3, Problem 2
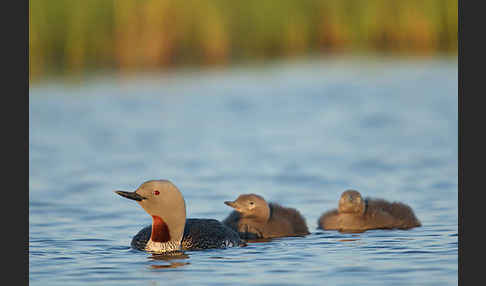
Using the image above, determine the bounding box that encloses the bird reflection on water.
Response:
[148,252,190,269]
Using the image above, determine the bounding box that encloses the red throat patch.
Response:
[151,215,171,242]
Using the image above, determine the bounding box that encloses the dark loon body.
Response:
[131,218,245,251]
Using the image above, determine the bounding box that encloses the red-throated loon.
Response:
[115,179,245,253]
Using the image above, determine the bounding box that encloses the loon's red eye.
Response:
[154,190,160,196]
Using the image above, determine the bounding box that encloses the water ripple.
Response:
[29,59,458,286]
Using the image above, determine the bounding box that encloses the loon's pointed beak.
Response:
[115,190,147,201]
[224,201,236,208]
[224,201,243,212]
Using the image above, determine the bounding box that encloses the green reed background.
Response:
[29,0,457,81]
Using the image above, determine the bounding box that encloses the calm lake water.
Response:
[29,57,458,286]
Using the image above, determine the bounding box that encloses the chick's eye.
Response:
[153,190,160,196]
[249,201,254,205]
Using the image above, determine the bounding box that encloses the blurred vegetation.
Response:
[29,0,457,81]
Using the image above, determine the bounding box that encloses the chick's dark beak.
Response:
[115,190,147,201]
[224,201,236,208]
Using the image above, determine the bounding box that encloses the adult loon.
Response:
[115,180,245,253]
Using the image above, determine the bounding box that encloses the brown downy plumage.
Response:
[318,190,421,232]
[223,193,310,239]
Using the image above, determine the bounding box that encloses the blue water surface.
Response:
[29,57,458,286]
